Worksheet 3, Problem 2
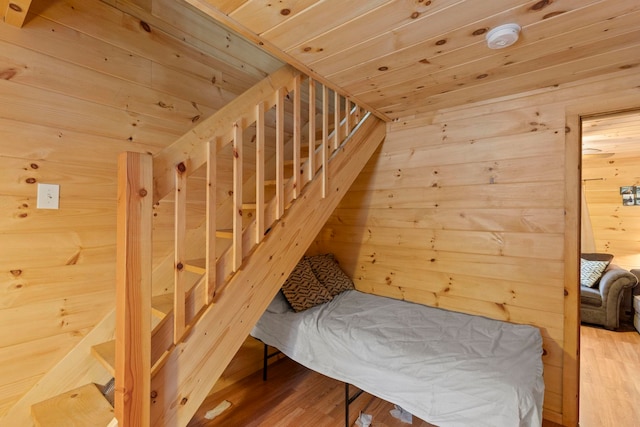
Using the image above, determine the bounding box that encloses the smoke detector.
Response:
[486,24,521,49]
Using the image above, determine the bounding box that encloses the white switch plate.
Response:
[37,183,60,209]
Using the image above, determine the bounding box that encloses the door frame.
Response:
[564,98,640,426]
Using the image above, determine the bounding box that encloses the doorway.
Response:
[578,110,640,426]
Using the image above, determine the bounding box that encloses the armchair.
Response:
[580,253,638,330]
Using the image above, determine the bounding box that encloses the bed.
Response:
[251,282,544,427]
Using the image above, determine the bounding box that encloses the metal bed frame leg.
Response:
[261,342,282,381]
[345,383,364,427]
[263,342,268,381]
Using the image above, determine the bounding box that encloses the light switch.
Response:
[37,183,60,209]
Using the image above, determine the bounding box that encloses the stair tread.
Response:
[152,293,175,317]
[31,383,114,427]
[215,229,233,239]
[91,342,115,377]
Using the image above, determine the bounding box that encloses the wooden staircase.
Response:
[29,64,386,427]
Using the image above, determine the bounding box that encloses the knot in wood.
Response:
[180,397,188,405]
[176,262,184,271]
[8,3,22,12]
[177,162,187,173]
[139,189,148,197]
[150,391,158,399]
[280,8,291,15]
[26,178,36,184]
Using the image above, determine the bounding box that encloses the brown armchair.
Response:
[580,253,638,330]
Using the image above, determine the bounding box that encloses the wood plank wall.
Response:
[0,0,281,418]
[583,154,640,271]
[310,67,640,425]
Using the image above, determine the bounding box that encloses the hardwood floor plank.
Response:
[580,324,640,427]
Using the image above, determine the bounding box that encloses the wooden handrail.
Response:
[116,63,372,427]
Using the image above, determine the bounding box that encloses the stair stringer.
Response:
[149,116,386,427]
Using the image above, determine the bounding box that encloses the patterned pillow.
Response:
[580,258,610,288]
[281,258,333,312]
[306,253,355,297]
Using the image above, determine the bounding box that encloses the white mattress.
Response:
[251,290,544,427]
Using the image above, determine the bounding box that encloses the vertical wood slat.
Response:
[322,84,329,198]
[308,78,316,182]
[174,163,187,343]
[276,87,285,219]
[293,75,302,199]
[232,121,243,272]
[205,140,216,304]
[345,98,352,137]
[256,102,265,241]
[334,90,340,150]
[115,152,152,427]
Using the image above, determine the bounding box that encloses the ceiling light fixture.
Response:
[486,24,521,49]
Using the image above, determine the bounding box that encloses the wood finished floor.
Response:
[580,324,640,427]
[189,325,640,426]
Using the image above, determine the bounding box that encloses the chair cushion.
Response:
[580,285,602,307]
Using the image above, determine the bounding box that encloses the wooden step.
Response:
[31,383,114,427]
[151,293,175,318]
[91,294,170,376]
[185,258,206,275]
[91,342,115,377]
[215,229,233,239]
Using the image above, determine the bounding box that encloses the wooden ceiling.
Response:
[583,110,640,159]
[184,0,640,122]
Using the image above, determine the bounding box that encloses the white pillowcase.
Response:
[266,291,292,314]
[580,258,609,288]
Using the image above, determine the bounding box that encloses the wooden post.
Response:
[174,164,187,343]
[206,140,217,303]
[322,85,329,198]
[276,87,285,219]
[115,152,152,427]
[334,90,340,150]
[293,75,302,199]
[256,102,265,241]
[345,98,352,136]
[232,121,243,272]
[308,78,316,182]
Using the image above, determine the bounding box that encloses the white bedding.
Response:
[251,290,544,427]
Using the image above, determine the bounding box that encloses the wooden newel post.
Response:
[115,152,152,427]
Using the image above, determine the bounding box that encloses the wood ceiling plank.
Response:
[260,0,393,51]
[382,42,640,119]
[353,14,640,106]
[293,0,465,66]
[230,0,319,35]
[327,0,613,89]
[307,0,532,78]
[198,0,251,15]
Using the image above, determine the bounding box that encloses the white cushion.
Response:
[580,258,609,288]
